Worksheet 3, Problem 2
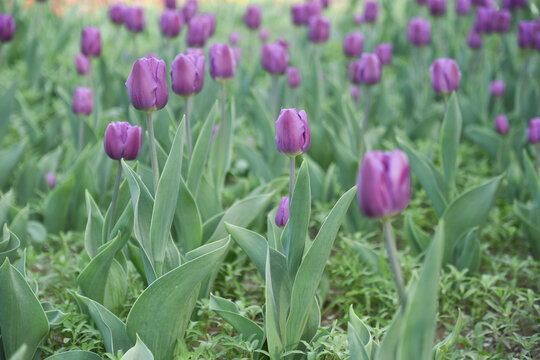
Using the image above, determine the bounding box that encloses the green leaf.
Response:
[121,336,154,360]
[0,191,13,228]
[0,142,25,189]
[404,215,432,255]
[9,206,28,248]
[0,260,49,360]
[126,238,230,360]
[225,223,267,278]
[375,310,404,360]
[0,83,18,145]
[439,93,462,189]
[0,225,20,265]
[348,306,374,360]
[453,228,480,272]
[209,294,265,346]
[285,186,356,350]
[514,202,540,259]
[433,310,464,360]
[44,351,102,360]
[84,191,104,259]
[150,120,185,276]
[44,175,75,234]
[465,126,499,159]
[522,151,540,205]
[175,179,202,255]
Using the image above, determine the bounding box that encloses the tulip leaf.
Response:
[282,161,311,279]
[0,142,25,189]
[522,151,540,205]
[374,309,404,360]
[348,306,375,360]
[285,185,356,350]
[267,210,283,253]
[225,222,268,279]
[514,202,540,259]
[453,228,480,272]
[10,206,29,248]
[209,294,265,346]
[404,215,432,255]
[0,83,18,145]
[44,351,102,360]
[0,191,13,228]
[84,191,104,259]
[0,259,49,360]
[440,93,462,189]
[0,225,20,265]
[121,336,154,360]
[150,119,185,276]
[433,310,464,360]
[126,238,230,360]
[175,178,202,255]
[465,126,499,159]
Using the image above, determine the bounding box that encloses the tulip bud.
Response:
[75,54,90,75]
[528,118,540,144]
[259,28,270,42]
[104,122,143,161]
[200,13,216,38]
[182,0,198,23]
[72,87,93,116]
[126,57,169,112]
[490,80,505,97]
[353,13,363,25]
[262,43,290,75]
[518,22,537,49]
[343,32,364,58]
[275,109,311,156]
[429,58,461,94]
[125,6,146,33]
[427,0,446,17]
[291,4,308,26]
[456,0,471,15]
[416,0,427,4]
[350,85,361,102]
[287,67,301,88]
[277,38,289,49]
[308,16,330,43]
[375,43,392,66]
[363,1,379,23]
[45,173,56,189]
[407,18,431,46]
[495,115,509,135]
[160,9,183,38]
[109,3,126,25]
[467,29,482,50]
[165,0,176,9]
[244,5,262,30]
[0,14,16,43]
[474,7,493,34]
[502,0,528,10]
[171,51,205,97]
[353,53,382,85]
[229,31,240,45]
[275,197,290,227]
[357,149,411,219]
[81,27,101,58]
[494,11,511,33]
[321,0,330,8]
[187,14,214,47]
[209,43,236,81]
[306,1,322,20]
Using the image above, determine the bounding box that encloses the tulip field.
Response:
[0,0,540,359]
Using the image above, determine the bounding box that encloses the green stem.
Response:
[359,86,371,154]
[185,96,193,164]
[78,115,84,153]
[382,219,407,310]
[271,75,280,118]
[146,112,159,193]
[289,156,295,200]
[108,160,123,238]
[535,145,540,172]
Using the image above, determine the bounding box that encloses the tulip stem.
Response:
[146,112,160,193]
[289,156,295,200]
[108,160,123,238]
[271,75,280,118]
[360,86,371,154]
[185,96,193,164]
[78,115,84,153]
[382,219,407,310]
[535,145,540,172]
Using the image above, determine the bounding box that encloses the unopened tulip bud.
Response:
[490,80,505,97]
[518,21,537,49]
[357,150,411,219]
[171,51,205,97]
[81,27,102,58]
[165,0,176,9]
[456,0,471,15]
[262,43,290,75]
[182,0,198,22]
[353,53,382,85]
[375,43,392,66]
[126,57,169,112]
[321,0,330,8]
[244,5,262,30]
[502,0,528,11]
[277,38,289,49]
[308,16,330,43]
[353,13,363,25]
[0,14,16,43]
[427,0,446,16]
[275,197,290,227]
[160,9,183,38]
[109,3,126,25]
[430,58,461,94]
[45,173,56,189]
[229,31,240,45]
[209,43,236,81]
[187,14,214,47]
[104,122,143,160]
[72,87,93,116]
[494,11,511,33]
[287,67,301,88]
[363,1,379,23]
[343,32,364,58]
[495,115,509,135]
[467,29,482,49]
[528,118,540,144]
[350,85,361,102]
[75,54,90,75]
[306,1,322,20]
[125,6,146,33]
[275,109,311,156]
[291,4,308,26]
[259,28,270,42]
[408,18,431,46]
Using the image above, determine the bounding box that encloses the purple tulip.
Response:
[275,197,290,227]
[0,14,15,42]
[125,6,146,33]
[528,118,540,144]
[244,5,262,30]
[343,32,364,58]
[171,51,205,97]
[495,115,509,135]
[259,28,270,42]
[308,16,330,43]
[160,9,183,38]
[357,150,411,219]
[456,0,471,15]
[427,0,446,17]
[518,21,537,49]
[430,58,461,94]
[209,43,236,81]
[416,0,427,4]
[125,57,169,112]
[186,15,207,47]
[363,1,379,23]
[201,13,216,37]
[275,109,311,156]
[350,85,361,102]
[321,0,330,8]
[375,43,392,66]
[493,11,511,33]
[277,38,289,49]
[287,67,301,88]
[408,18,431,46]
[109,3,126,25]
[75,54,90,75]
[467,29,482,49]
[353,13,364,25]
[81,27,101,58]
[291,4,308,26]
[474,7,493,33]
[502,0,528,11]
[229,31,240,45]
[165,0,176,9]
[104,122,143,161]
[262,43,290,75]
[72,87,93,116]
[490,80,505,97]
[306,1,322,20]
[353,53,382,85]
[182,0,198,22]
[45,173,56,189]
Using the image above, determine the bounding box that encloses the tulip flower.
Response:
[375,43,392,66]
[494,11,511,33]
[321,0,330,8]
[474,7,493,34]
[518,22,537,49]
[182,0,198,22]
[353,53,382,85]
[287,67,301,88]
[0,14,16,43]
[502,0,528,11]
[125,6,146,33]
[467,29,482,50]
[72,87,93,152]
[528,118,540,144]
[291,4,308,26]
[350,85,360,103]
[259,28,270,42]
[308,16,330,43]
[357,149,410,308]
[343,32,364,58]
[456,0,471,15]
[109,3,126,25]
[363,1,379,23]
[210,43,236,81]
[229,31,240,45]
[353,13,363,26]
[81,27,101,58]
[407,18,431,46]
[160,9,183,38]
[244,5,262,30]
[416,0,427,4]
[495,115,509,135]
[427,0,446,17]
[275,197,290,227]
[429,58,461,94]
[490,80,505,97]
[75,54,90,75]
[45,173,56,189]
[165,0,176,9]
[262,43,290,75]
[187,14,214,47]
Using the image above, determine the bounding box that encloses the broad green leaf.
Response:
[121,336,154,360]
[404,215,432,255]
[0,142,25,189]
[9,206,28,248]
[210,92,234,190]
[433,310,464,360]
[44,175,75,234]
[453,228,480,272]
[282,161,311,279]
[126,238,230,360]
[285,186,356,350]
[225,222,267,278]
[348,306,373,360]
[300,297,320,344]
[0,83,18,145]
[175,179,202,255]
[375,310,404,360]
[0,191,13,227]
[515,202,540,260]
[522,151,540,205]
[0,260,49,360]
[237,144,274,182]
[267,210,283,253]
[84,191,104,259]
[209,295,265,346]
[150,120,184,276]
[0,225,20,265]
[465,126,499,159]
[44,351,102,360]
[439,93,462,189]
